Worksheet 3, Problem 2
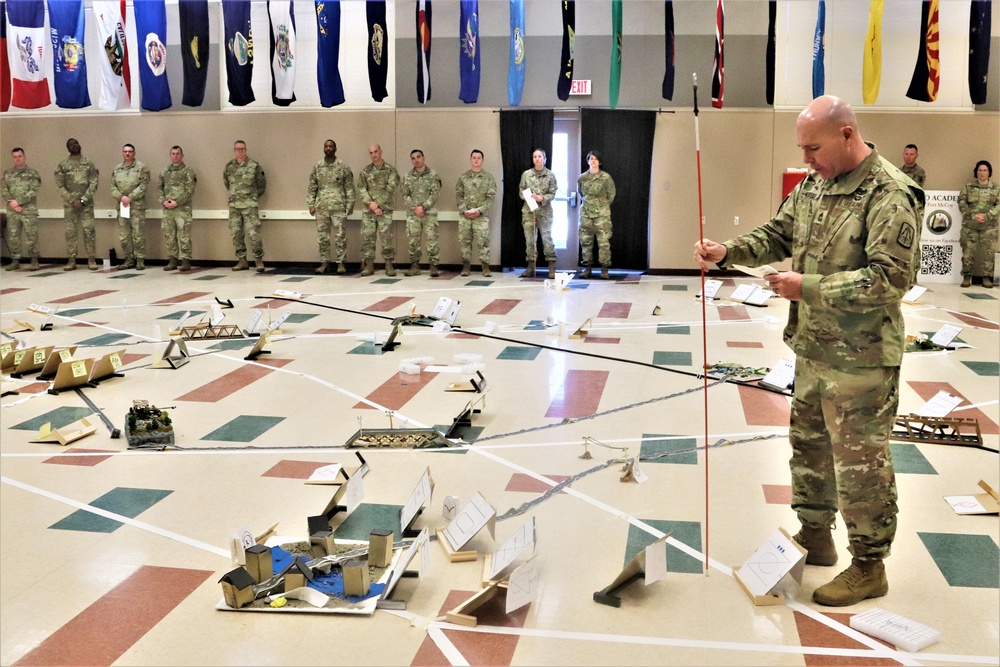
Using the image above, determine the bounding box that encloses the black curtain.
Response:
[580,109,656,270]
[499,110,554,269]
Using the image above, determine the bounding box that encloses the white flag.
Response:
[92,0,130,110]
[267,0,296,104]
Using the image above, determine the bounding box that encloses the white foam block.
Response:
[849,608,940,653]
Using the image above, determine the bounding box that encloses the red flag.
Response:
[1,1,10,111]
[120,0,131,100]
[711,0,724,108]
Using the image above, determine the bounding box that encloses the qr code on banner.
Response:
[920,244,953,276]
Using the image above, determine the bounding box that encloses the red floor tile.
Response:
[727,341,765,348]
[583,337,620,344]
[43,448,116,467]
[151,292,211,306]
[544,370,609,419]
[597,302,631,319]
[762,484,792,505]
[355,370,436,410]
[478,299,520,316]
[174,358,293,403]
[906,381,999,434]
[364,296,413,312]
[954,311,999,331]
[71,321,108,327]
[15,382,50,394]
[312,328,351,335]
[447,333,481,339]
[504,473,571,493]
[261,460,337,479]
[1,287,27,295]
[717,305,751,321]
[120,353,149,366]
[254,298,306,310]
[737,384,790,427]
[50,290,117,304]
[792,611,899,666]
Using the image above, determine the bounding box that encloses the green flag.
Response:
[610,0,622,108]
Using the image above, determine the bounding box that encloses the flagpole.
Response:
[693,72,710,576]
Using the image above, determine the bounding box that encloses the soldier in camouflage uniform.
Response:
[899,144,926,188]
[110,144,150,270]
[456,150,497,277]
[308,140,355,275]
[158,146,198,272]
[518,149,557,277]
[695,96,922,607]
[54,138,99,271]
[223,140,267,272]
[2,147,41,271]
[401,149,442,276]
[957,160,999,288]
[357,145,400,276]
[577,150,617,279]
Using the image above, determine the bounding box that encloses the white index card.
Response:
[245,309,264,334]
[737,529,804,597]
[444,300,462,325]
[442,495,460,520]
[732,263,778,278]
[760,358,796,391]
[729,284,758,302]
[443,492,495,551]
[342,471,365,515]
[305,464,344,485]
[506,560,539,614]
[929,323,962,348]
[697,279,723,299]
[400,467,434,531]
[644,538,669,585]
[902,285,927,303]
[522,188,538,211]
[268,311,291,331]
[27,303,55,315]
[231,524,255,564]
[744,288,774,306]
[489,517,536,580]
[915,390,963,417]
[272,288,302,299]
[210,303,225,326]
[120,201,130,218]
[175,310,192,330]
[431,296,452,320]
[944,495,988,514]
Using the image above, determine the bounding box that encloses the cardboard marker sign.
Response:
[400,467,434,532]
[489,517,536,580]
[442,492,496,551]
[506,560,540,614]
[431,297,452,320]
[697,279,723,300]
[231,524,255,564]
[268,311,290,332]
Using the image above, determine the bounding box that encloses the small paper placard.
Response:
[506,560,540,613]
[697,279,723,300]
[644,537,668,585]
[489,517,535,580]
[305,464,344,485]
[431,297,452,320]
[231,524,255,564]
[736,529,804,597]
[400,467,434,531]
[732,264,778,278]
[902,285,927,303]
[744,287,774,306]
[443,492,496,552]
[71,360,88,378]
[729,284,757,302]
[268,311,291,331]
[929,323,962,348]
[760,358,795,391]
[27,303,55,315]
[522,188,538,212]
[944,495,988,514]
[273,288,302,300]
[915,390,963,417]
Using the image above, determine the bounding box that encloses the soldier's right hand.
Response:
[693,239,727,271]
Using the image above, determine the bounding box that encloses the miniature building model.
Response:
[280,556,314,592]
[219,567,257,609]
[244,544,273,583]
[369,529,394,568]
[310,530,336,558]
[342,559,370,597]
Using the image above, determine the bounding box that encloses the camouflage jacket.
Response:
[158,164,197,212]
[111,160,150,210]
[456,169,497,215]
[402,167,442,213]
[223,157,266,209]
[357,161,400,212]
[900,163,926,188]
[518,168,557,212]
[577,170,616,217]
[54,156,99,204]
[307,158,355,213]
[721,145,923,367]
[2,166,41,212]
[957,180,1000,228]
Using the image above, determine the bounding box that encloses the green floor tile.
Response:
[49,487,173,533]
[281,276,312,283]
[206,338,258,350]
[334,503,403,541]
[58,308,98,317]
[652,350,693,367]
[918,532,999,588]
[962,292,996,300]
[107,273,142,280]
[284,313,318,324]
[890,442,937,475]
[498,346,541,361]
[372,278,401,285]
[523,320,545,330]
[76,332,132,346]
[202,415,285,442]
[29,271,61,277]
[348,342,385,355]
[193,274,225,281]
[961,361,999,377]
[11,406,94,431]
[626,520,703,574]
[640,434,698,465]
[466,280,493,287]
[433,424,481,446]
[656,324,691,335]
[158,310,205,320]
[661,284,688,291]
[567,283,589,290]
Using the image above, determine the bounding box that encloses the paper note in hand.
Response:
[733,264,778,278]
[522,188,538,212]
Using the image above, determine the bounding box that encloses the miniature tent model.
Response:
[219,567,257,608]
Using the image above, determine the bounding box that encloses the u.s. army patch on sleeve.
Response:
[897,223,915,249]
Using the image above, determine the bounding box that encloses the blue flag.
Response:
[459,0,479,103]
[134,0,171,110]
[812,0,825,98]
[968,0,991,105]
[507,0,524,106]
[366,0,387,102]
[47,0,90,108]
[557,0,574,101]
[223,0,255,106]
[315,0,344,107]
[178,0,209,107]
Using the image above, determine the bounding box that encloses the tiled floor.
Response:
[1,263,997,666]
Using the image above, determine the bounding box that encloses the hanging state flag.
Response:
[968,0,991,105]
[557,0,574,101]
[178,0,208,107]
[459,0,479,103]
[609,0,621,109]
[765,0,775,105]
[366,0,387,102]
[507,0,523,106]
[1,0,10,111]
[134,0,171,111]
[268,0,296,105]
[315,0,344,107]
[417,0,432,104]
[906,0,940,102]
[812,0,825,99]
[6,0,49,108]
[223,0,254,106]
[662,1,674,100]
[93,0,130,109]
[711,0,723,108]
[47,0,90,109]
[862,0,883,104]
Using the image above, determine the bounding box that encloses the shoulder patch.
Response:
[897,222,915,249]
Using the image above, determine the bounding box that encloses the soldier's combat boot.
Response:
[812,558,887,607]
[135,259,145,270]
[983,277,994,289]
[315,262,329,275]
[405,262,421,276]
[117,258,135,270]
[360,259,374,277]
[63,258,77,271]
[5,260,19,271]
[792,526,838,566]
[255,258,265,273]
[336,263,346,275]
[429,264,439,277]
[481,263,492,277]
[961,274,972,288]
[179,260,191,272]
[600,266,609,280]
[461,260,471,277]
[548,261,556,277]
[524,260,535,277]
[232,258,249,271]
[164,258,178,272]
[87,256,99,271]
[29,257,39,271]
[385,261,396,277]
[581,265,592,279]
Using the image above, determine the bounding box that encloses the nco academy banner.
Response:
[919,190,963,284]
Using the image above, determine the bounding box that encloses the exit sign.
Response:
[569,79,591,96]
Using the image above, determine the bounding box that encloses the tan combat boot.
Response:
[405,262,421,276]
[524,260,535,277]
[336,263,346,274]
[315,262,329,275]
[88,256,99,270]
[461,260,471,277]
[255,258,265,273]
[961,274,972,287]
[792,526,838,566]
[117,258,135,270]
[5,260,19,271]
[136,259,145,270]
[580,265,592,279]
[812,558,887,607]
[429,264,439,277]
[164,258,178,271]
[600,266,609,279]
[29,257,39,271]
[385,260,396,277]
[63,258,77,271]
[179,259,191,272]
[360,259,374,276]
[232,258,249,271]
[983,277,994,289]
[548,261,556,277]
[481,262,492,277]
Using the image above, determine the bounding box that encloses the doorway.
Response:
[551,114,580,271]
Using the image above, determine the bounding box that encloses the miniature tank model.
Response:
[125,400,175,448]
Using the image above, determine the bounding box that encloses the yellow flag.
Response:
[862,0,884,104]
